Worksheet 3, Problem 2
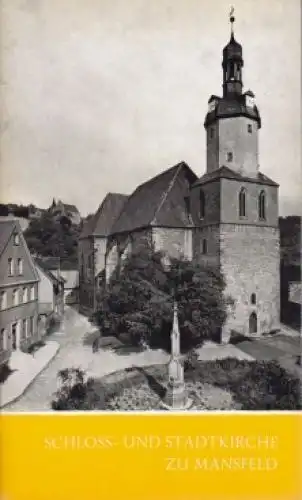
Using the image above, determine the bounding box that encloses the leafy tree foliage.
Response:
[51,368,101,410]
[24,211,80,264]
[94,243,234,352]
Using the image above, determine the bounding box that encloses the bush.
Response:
[51,360,301,411]
[183,350,199,371]
[184,358,301,411]
[51,368,103,410]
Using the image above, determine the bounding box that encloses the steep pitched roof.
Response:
[194,166,279,187]
[0,220,16,256]
[111,162,198,234]
[34,259,65,283]
[0,219,40,281]
[80,193,128,239]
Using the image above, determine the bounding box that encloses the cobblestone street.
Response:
[4,307,96,412]
[4,307,169,412]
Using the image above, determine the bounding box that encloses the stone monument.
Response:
[161,300,192,410]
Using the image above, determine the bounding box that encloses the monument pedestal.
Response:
[160,301,194,411]
[160,357,193,411]
[161,380,193,411]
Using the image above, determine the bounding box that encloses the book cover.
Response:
[0,1,301,499]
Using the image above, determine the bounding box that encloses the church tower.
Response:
[191,10,280,342]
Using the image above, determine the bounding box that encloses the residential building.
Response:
[78,193,128,315]
[34,257,78,306]
[34,259,65,336]
[60,269,79,305]
[0,220,40,369]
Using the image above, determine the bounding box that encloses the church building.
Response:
[79,14,280,342]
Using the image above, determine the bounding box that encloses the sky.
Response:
[1,0,301,217]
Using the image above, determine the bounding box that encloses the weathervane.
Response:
[230,6,235,35]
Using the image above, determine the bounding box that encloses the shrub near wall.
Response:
[51,360,301,411]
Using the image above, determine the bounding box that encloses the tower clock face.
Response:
[208,100,217,113]
[246,95,254,108]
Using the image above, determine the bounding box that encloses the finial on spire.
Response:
[229,6,235,36]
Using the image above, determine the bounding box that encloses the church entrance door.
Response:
[249,312,257,335]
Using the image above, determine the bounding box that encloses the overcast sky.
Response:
[1,0,301,216]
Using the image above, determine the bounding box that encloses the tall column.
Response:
[161,301,192,410]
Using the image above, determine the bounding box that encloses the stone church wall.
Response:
[193,225,220,268]
[152,227,192,260]
[220,224,280,342]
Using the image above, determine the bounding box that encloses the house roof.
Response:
[0,220,16,256]
[193,166,279,188]
[0,219,40,281]
[111,162,198,234]
[34,256,77,272]
[80,193,128,239]
[34,258,65,283]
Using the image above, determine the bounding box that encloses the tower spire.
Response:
[222,6,243,98]
[229,6,235,37]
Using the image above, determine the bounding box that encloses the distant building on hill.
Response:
[48,199,81,226]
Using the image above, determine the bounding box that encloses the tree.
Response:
[94,243,234,352]
[24,211,80,264]
[51,368,101,410]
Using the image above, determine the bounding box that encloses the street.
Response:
[4,307,96,412]
[4,307,169,412]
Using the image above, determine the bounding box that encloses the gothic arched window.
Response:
[199,190,205,219]
[238,188,246,217]
[250,293,256,305]
[258,190,266,220]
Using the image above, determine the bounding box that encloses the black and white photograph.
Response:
[0,0,301,412]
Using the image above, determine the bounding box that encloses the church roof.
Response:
[194,166,279,187]
[111,162,198,234]
[223,33,242,60]
[80,193,128,239]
